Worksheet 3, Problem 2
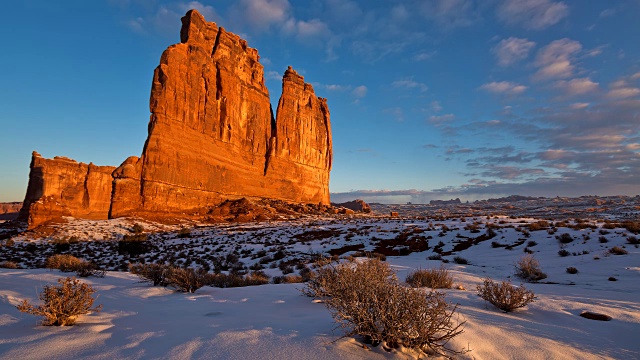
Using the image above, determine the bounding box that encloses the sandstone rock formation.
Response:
[0,202,22,221]
[19,9,332,227]
[18,152,115,227]
[333,199,371,213]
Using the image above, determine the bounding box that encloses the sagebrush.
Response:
[16,277,102,326]
[405,266,453,289]
[514,254,547,282]
[302,257,464,355]
[477,278,535,313]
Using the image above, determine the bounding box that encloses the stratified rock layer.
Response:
[110,9,331,217]
[20,9,332,226]
[18,152,115,228]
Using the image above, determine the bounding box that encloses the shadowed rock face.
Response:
[20,9,332,226]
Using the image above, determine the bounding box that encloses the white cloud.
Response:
[607,87,640,99]
[631,72,640,81]
[413,52,435,62]
[384,107,404,122]
[431,101,443,112]
[429,114,455,124]
[554,78,599,96]
[352,85,368,98]
[237,0,290,29]
[417,0,479,29]
[569,103,589,110]
[599,8,616,18]
[497,0,569,30]
[534,38,582,80]
[392,79,428,92]
[493,37,536,66]
[479,81,527,95]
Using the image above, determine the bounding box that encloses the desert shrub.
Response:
[208,271,270,288]
[178,227,191,238]
[405,266,453,289]
[476,278,535,313]
[0,261,19,269]
[16,277,102,326]
[75,261,106,278]
[527,240,537,247]
[453,256,468,265]
[558,249,570,257]
[132,223,144,234]
[514,254,547,282]
[556,233,574,244]
[627,236,639,245]
[528,221,549,231]
[427,254,443,261]
[485,228,497,239]
[621,221,640,234]
[609,246,627,255]
[168,267,214,293]
[129,263,172,286]
[302,258,464,355]
[119,233,150,256]
[566,267,578,274]
[45,254,82,272]
[598,236,609,243]
[272,274,304,284]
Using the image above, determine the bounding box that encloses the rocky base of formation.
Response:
[17,9,334,229]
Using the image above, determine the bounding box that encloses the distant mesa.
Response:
[430,198,462,205]
[332,199,371,213]
[18,9,333,229]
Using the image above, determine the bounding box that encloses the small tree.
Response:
[45,254,82,272]
[477,278,535,313]
[16,277,102,326]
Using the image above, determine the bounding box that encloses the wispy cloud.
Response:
[480,81,527,95]
[533,38,582,80]
[497,0,569,30]
[492,37,536,66]
[352,85,368,98]
[392,79,428,92]
[554,78,599,96]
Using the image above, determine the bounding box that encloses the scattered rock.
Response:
[333,199,371,213]
[580,311,612,321]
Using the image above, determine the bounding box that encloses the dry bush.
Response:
[16,277,102,326]
[129,263,171,286]
[405,266,453,289]
[609,246,628,255]
[514,254,547,282]
[168,267,214,293]
[272,274,304,284]
[477,278,535,313]
[302,258,464,355]
[208,272,270,288]
[0,261,19,269]
[45,254,82,272]
[75,261,106,278]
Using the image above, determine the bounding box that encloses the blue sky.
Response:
[1,0,639,204]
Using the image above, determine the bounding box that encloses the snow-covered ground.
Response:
[1,214,639,359]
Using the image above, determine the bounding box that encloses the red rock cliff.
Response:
[18,152,115,228]
[20,9,333,225]
[110,9,332,217]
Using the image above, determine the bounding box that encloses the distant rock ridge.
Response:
[18,9,332,228]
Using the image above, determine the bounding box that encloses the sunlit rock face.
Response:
[20,9,332,226]
[18,152,115,228]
